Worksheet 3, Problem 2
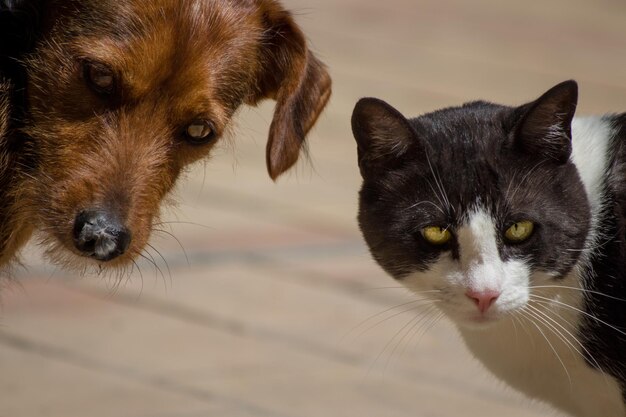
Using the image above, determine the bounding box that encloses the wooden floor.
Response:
[3,0,626,416]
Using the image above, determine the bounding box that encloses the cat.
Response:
[352,80,626,417]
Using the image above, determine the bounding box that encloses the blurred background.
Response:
[3,0,626,416]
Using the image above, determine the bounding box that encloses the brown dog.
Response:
[0,0,331,270]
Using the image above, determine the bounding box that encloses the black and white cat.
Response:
[352,80,626,417]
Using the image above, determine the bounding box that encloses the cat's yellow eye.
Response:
[422,226,452,245]
[504,221,534,243]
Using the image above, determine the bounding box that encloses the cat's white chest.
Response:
[457,301,625,417]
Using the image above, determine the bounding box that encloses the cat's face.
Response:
[353,81,590,328]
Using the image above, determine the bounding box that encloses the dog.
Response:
[0,80,11,198]
[0,0,331,271]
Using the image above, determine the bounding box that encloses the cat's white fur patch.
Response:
[457,209,500,279]
[456,209,530,317]
[571,116,613,264]
[571,116,612,209]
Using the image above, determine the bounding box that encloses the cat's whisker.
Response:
[400,310,444,360]
[340,298,437,343]
[511,316,520,345]
[356,302,436,341]
[527,302,614,390]
[425,152,455,215]
[398,288,442,295]
[510,313,520,344]
[529,285,626,303]
[424,178,448,216]
[372,304,440,375]
[530,294,626,338]
[526,304,583,357]
[503,166,521,213]
[385,305,440,371]
[511,314,538,349]
[398,308,436,359]
[523,307,577,365]
[358,286,407,292]
[380,308,432,374]
[519,308,573,387]
[566,234,616,254]
[522,308,577,392]
[361,287,441,293]
[366,308,422,375]
[405,200,445,214]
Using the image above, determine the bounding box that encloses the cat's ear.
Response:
[352,98,418,177]
[514,80,578,164]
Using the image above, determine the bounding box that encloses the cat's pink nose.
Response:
[465,289,500,314]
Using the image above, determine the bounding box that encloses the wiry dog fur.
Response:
[0,81,11,204]
[0,78,10,227]
[0,0,331,271]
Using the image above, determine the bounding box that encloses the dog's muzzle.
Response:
[73,210,131,262]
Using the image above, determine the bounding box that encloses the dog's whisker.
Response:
[154,221,214,230]
[131,259,145,298]
[152,228,190,267]
[138,250,168,290]
[146,243,172,286]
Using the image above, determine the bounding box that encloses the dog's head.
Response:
[13,0,331,267]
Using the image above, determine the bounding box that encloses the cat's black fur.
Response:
[353,80,626,415]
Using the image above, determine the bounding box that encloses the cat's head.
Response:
[352,80,591,328]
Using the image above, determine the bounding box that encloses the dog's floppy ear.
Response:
[250,1,332,180]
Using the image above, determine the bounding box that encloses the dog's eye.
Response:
[185,120,216,144]
[83,61,115,95]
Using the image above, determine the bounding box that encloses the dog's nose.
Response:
[73,211,131,261]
